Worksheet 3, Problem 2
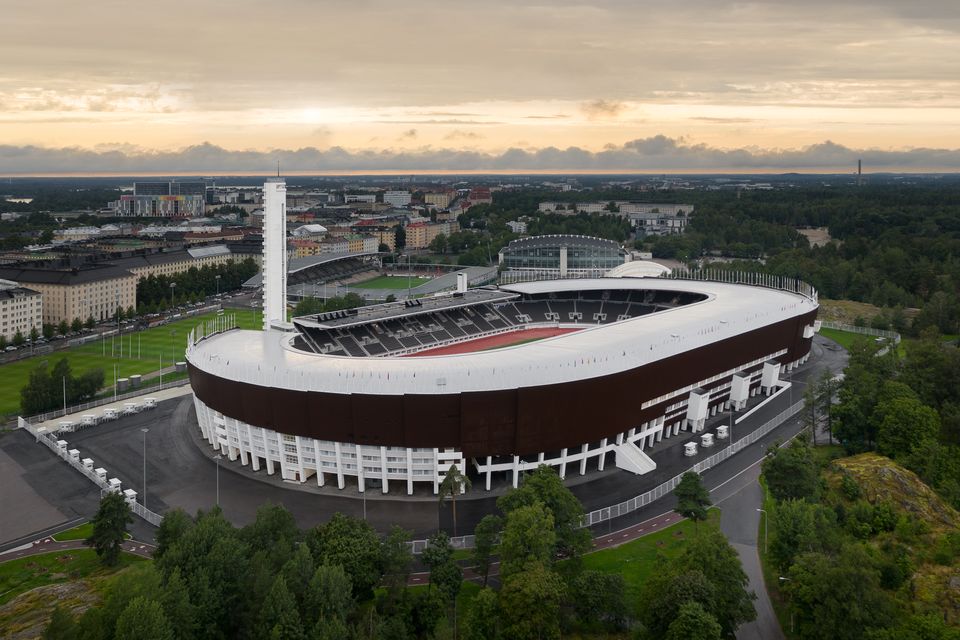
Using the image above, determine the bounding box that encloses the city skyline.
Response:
[3,0,960,172]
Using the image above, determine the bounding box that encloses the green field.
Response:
[352,275,431,290]
[0,308,262,418]
[0,549,144,606]
[52,522,94,542]
[578,509,720,606]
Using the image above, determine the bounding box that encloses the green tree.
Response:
[155,508,194,560]
[114,596,175,640]
[429,233,448,254]
[85,315,96,330]
[499,561,566,640]
[638,567,716,638]
[569,570,627,630]
[12,329,25,346]
[438,464,471,537]
[307,513,382,600]
[497,464,591,559]
[42,323,54,339]
[70,318,83,333]
[763,439,820,502]
[470,514,502,587]
[876,394,941,459]
[463,587,500,640]
[43,605,77,640]
[86,492,132,566]
[499,502,556,578]
[674,471,712,526]
[305,564,354,630]
[666,601,722,640]
[161,568,198,640]
[57,319,68,335]
[0,335,7,350]
[29,326,39,342]
[380,525,413,595]
[256,575,304,640]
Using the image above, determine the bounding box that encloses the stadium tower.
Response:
[262,178,287,330]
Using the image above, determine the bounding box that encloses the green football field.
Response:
[351,275,431,289]
[0,308,262,418]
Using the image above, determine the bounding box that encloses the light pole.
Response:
[215,454,222,506]
[756,508,768,554]
[141,428,149,509]
[113,363,118,401]
[215,274,221,298]
[170,282,177,309]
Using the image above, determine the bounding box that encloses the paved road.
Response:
[0,537,156,562]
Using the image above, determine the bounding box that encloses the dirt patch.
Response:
[0,581,99,640]
[797,227,834,247]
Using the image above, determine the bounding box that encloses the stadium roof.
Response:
[502,234,623,252]
[188,277,818,396]
[242,251,380,288]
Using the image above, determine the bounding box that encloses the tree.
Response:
[497,464,591,559]
[306,513,382,600]
[666,601,722,640]
[876,394,941,459]
[154,508,194,560]
[29,326,39,342]
[674,471,712,526]
[439,464,471,536]
[463,587,500,640]
[57,319,68,335]
[70,318,83,333]
[394,225,406,249]
[305,564,354,630]
[85,315,95,330]
[470,514,502,587]
[429,233,448,254]
[0,335,7,350]
[499,561,566,640]
[380,525,413,595]
[763,439,820,502]
[12,329,24,346]
[256,575,304,640]
[114,596,175,640]
[42,323,54,339]
[43,605,77,640]
[785,550,896,640]
[638,567,716,637]
[499,502,556,578]
[569,570,627,630]
[86,492,132,566]
[160,568,198,640]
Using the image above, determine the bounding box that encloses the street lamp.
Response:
[756,508,768,554]
[141,428,149,509]
[170,282,177,308]
[215,274,221,298]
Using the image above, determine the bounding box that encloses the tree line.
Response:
[20,356,104,415]
[136,259,258,312]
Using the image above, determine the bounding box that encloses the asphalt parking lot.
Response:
[0,335,846,544]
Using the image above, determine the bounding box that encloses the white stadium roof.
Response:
[187,278,817,396]
[605,261,672,278]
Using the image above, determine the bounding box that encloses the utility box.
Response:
[68,448,80,460]
[107,478,122,492]
[700,433,715,448]
[716,425,729,440]
[684,442,698,457]
[56,439,68,451]
[123,489,138,505]
[82,458,94,469]
[95,467,108,480]
[143,398,157,409]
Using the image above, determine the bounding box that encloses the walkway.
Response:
[0,537,156,562]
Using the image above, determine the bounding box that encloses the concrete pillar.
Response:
[485,456,493,491]
[356,444,365,494]
[380,446,389,494]
[580,444,589,475]
[598,438,608,471]
[559,449,568,479]
[406,449,414,495]
[512,456,521,488]
[334,441,345,489]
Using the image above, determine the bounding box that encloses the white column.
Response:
[406,449,414,495]
[380,446,389,494]
[485,456,493,490]
[432,448,441,495]
[579,444,589,475]
[597,438,608,471]
[559,449,568,479]
[334,441,345,489]
[512,456,521,488]
[315,440,325,487]
[356,444,365,494]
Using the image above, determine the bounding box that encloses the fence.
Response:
[819,320,901,344]
[14,378,191,427]
[405,398,807,552]
[19,417,164,526]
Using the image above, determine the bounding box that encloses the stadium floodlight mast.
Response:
[141,428,149,509]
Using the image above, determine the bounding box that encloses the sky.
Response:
[2,0,960,173]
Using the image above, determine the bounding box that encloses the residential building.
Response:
[468,187,493,205]
[405,221,461,250]
[0,264,137,324]
[291,224,328,238]
[423,191,453,209]
[507,220,527,234]
[110,181,208,218]
[320,237,350,255]
[346,234,379,254]
[54,227,101,243]
[290,239,322,258]
[0,279,42,340]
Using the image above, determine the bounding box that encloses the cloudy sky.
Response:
[2,0,960,173]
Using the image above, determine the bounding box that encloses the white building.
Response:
[383,191,412,207]
[0,279,42,341]
[506,220,527,234]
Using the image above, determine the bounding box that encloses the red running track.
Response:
[405,327,581,357]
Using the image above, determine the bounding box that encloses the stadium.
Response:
[185,180,820,495]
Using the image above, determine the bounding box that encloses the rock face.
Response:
[832,453,960,532]
[0,581,98,640]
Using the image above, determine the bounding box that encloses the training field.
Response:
[405,327,581,357]
[0,308,262,418]
[352,275,431,289]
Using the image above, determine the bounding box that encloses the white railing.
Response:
[819,321,900,344]
[19,417,163,526]
[667,268,818,303]
[406,399,806,552]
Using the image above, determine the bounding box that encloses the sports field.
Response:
[0,308,262,418]
[405,327,580,357]
[352,274,431,289]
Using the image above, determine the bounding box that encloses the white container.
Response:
[81,414,97,426]
[95,467,107,480]
[107,478,122,492]
[56,439,68,451]
[683,442,698,457]
[58,421,75,432]
[122,489,138,505]
[103,408,118,420]
[82,458,94,469]
[143,398,157,409]
[716,425,729,440]
[700,433,715,448]
[68,448,80,460]
[122,402,138,415]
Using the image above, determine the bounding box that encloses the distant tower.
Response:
[262,177,287,331]
[857,159,863,186]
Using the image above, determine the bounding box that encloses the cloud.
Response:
[3,137,960,173]
[444,130,484,141]
[580,100,627,119]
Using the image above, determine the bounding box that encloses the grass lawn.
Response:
[578,509,720,606]
[52,522,93,542]
[352,275,431,290]
[818,327,868,350]
[0,308,262,418]
[0,549,144,606]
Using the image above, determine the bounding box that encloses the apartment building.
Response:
[0,279,42,340]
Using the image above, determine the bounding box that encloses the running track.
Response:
[404,327,580,357]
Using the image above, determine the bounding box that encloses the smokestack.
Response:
[262,178,287,330]
[858,159,863,186]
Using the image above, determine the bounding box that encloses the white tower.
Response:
[262,178,287,330]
